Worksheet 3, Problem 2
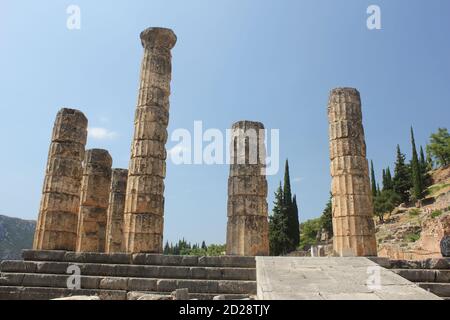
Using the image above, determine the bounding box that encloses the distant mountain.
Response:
[0,215,35,260]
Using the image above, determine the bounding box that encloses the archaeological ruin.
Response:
[105,169,128,253]
[123,27,176,253]
[226,121,269,256]
[328,88,378,257]
[27,32,383,262]
[29,32,381,261]
[1,26,448,301]
[76,149,112,253]
[33,108,88,251]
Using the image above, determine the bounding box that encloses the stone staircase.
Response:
[387,258,450,300]
[0,250,257,300]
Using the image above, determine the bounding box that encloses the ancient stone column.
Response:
[328,88,377,257]
[123,27,176,253]
[33,108,87,251]
[105,168,128,253]
[76,149,112,252]
[226,121,269,256]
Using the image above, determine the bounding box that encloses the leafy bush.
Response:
[431,210,443,218]
[373,190,402,222]
[405,232,420,242]
[426,183,450,196]
[299,218,321,250]
[426,128,450,167]
[408,208,421,217]
[163,239,226,256]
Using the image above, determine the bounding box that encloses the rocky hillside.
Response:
[0,215,35,260]
[377,166,450,260]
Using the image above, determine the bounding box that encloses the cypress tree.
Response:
[382,169,386,191]
[269,183,290,255]
[283,159,299,250]
[426,148,434,171]
[370,160,377,198]
[393,145,412,203]
[283,160,293,208]
[410,127,423,201]
[385,167,393,190]
[420,146,426,170]
[419,145,430,188]
[292,194,300,248]
[164,241,170,254]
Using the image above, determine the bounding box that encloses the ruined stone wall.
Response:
[123,28,176,253]
[328,88,377,257]
[33,108,87,251]
[226,121,269,256]
[105,169,128,253]
[76,149,112,252]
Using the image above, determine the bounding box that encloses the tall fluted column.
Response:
[124,27,176,253]
[226,121,269,256]
[33,108,87,250]
[76,149,112,252]
[105,168,128,253]
[328,88,377,257]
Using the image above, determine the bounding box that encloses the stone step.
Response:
[0,286,251,300]
[21,250,256,268]
[0,273,256,295]
[0,285,127,300]
[0,260,256,281]
[388,258,450,270]
[392,269,450,283]
[416,283,450,297]
[126,291,251,300]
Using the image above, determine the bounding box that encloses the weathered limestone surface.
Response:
[226,121,269,256]
[256,257,441,300]
[105,169,128,253]
[123,27,176,253]
[0,251,257,300]
[76,149,112,252]
[328,88,377,257]
[33,108,88,251]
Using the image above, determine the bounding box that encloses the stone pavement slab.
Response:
[256,257,441,300]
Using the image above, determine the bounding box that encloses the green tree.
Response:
[393,145,412,203]
[319,194,333,237]
[283,159,299,250]
[299,218,321,249]
[373,190,402,223]
[204,244,226,256]
[410,127,423,201]
[419,145,431,188]
[427,128,450,167]
[426,148,434,171]
[201,241,207,250]
[420,146,426,170]
[163,241,170,254]
[269,184,291,256]
[370,160,377,198]
[292,194,300,247]
[383,167,393,191]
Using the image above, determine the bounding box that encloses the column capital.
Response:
[140,27,177,49]
[231,120,265,131]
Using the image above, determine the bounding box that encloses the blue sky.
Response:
[1,0,449,244]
